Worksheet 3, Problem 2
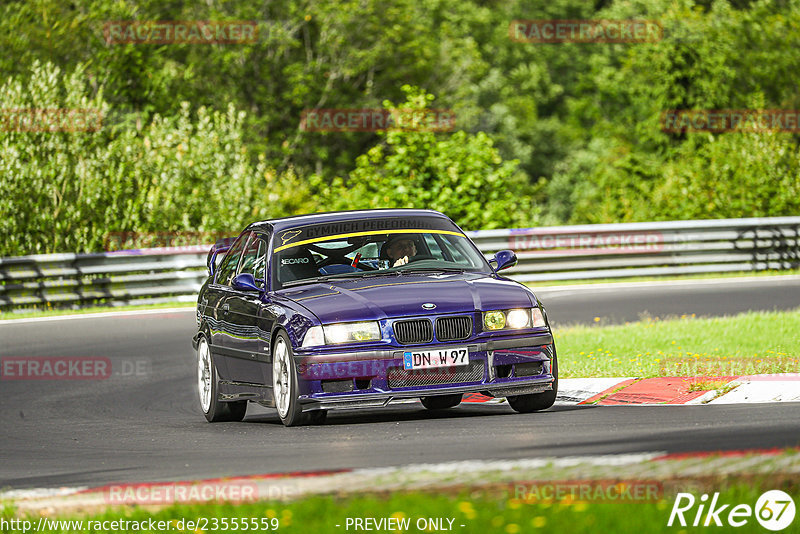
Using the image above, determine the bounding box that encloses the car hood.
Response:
[275,272,536,323]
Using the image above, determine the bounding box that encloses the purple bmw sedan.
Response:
[193,209,557,426]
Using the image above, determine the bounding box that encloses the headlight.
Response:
[301,322,381,347]
[506,309,531,329]
[483,308,545,331]
[483,310,506,330]
[326,321,381,344]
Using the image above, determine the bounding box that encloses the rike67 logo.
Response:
[668,490,795,531]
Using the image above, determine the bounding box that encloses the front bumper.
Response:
[294,334,555,412]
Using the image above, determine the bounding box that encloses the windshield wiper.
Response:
[280,270,395,288]
[395,267,467,275]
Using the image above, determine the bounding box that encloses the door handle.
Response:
[222,303,230,313]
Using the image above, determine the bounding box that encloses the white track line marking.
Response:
[0,307,195,325]
[532,274,800,294]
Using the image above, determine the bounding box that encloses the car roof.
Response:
[247,208,451,233]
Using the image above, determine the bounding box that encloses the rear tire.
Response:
[197,335,247,422]
[421,394,462,410]
[507,350,558,414]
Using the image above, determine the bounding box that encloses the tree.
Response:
[323,86,538,230]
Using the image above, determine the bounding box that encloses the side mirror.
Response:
[232,273,262,292]
[491,249,517,272]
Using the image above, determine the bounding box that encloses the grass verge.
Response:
[0,301,194,320]
[2,478,795,534]
[556,309,800,378]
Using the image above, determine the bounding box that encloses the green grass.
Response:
[556,309,800,378]
[2,480,794,534]
[0,301,194,320]
[525,268,800,288]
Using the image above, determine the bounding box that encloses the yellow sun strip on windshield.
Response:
[273,229,465,253]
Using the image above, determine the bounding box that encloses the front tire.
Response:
[197,335,247,422]
[507,349,558,414]
[272,331,306,426]
[421,394,462,410]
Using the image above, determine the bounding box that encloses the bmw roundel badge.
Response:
[422,303,436,310]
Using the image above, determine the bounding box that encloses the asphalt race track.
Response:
[534,275,800,326]
[1,277,799,490]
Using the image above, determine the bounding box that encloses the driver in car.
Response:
[384,234,418,267]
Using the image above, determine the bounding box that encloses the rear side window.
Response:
[215,231,251,286]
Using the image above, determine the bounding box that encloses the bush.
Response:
[323,86,539,230]
[0,61,294,255]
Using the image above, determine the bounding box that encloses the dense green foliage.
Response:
[319,87,537,230]
[1,0,798,255]
[0,62,268,255]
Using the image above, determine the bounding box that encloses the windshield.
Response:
[271,218,489,289]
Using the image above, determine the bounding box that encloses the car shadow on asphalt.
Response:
[242,402,598,426]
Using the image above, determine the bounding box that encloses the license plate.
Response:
[403,347,468,370]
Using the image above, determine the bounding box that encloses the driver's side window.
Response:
[215,232,251,286]
[238,234,267,289]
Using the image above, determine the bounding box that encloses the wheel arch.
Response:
[269,301,319,354]
[270,325,289,355]
[198,320,213,345]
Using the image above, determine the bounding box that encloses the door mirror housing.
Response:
[232,273,262,292]
[490,249,518,272]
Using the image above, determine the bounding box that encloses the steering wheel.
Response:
[316,254,378,271]
[408,254,435,262]
[393,254,435,266]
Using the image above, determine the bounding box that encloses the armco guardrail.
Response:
[0,248,208,311]
[469,216,800,282]
[1,217,799,311]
